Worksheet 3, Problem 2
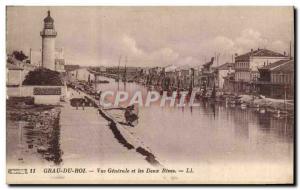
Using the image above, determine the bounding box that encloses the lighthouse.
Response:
[40,10,57,70]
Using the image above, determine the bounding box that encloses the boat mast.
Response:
[284,84,287,111]
[124,56,127,83]
[118,55,121,90]
[118,55,121,81]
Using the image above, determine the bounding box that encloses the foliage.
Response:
[12,51,28,62]
[7,56,13,64]
[22,68,64,86]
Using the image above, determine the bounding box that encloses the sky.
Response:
[6,6,294,67]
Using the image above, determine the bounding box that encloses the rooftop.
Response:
[272,60,294,72]
[44,10,54,23]
[235,48,287,61]
[216,62,234,70]
[55,59,65,65]
[64,64,80,72]
[259,59,294,72]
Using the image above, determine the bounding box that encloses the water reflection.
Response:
[96,76,293,163]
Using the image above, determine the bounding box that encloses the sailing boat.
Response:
[188,68,195,97]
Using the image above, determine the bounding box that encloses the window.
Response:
[275,74,277,83]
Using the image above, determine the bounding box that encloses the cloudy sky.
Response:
[7,6,294,67]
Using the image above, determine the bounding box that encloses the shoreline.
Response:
[6,97,62,165]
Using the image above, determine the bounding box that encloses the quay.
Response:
[64,86,163,167]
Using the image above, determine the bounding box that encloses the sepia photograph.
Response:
[6,6,294,184]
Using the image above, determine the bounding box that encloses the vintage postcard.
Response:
[6,6,294,184]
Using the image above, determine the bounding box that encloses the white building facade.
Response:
[235,49,289,82]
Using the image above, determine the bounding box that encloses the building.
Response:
[94,66,106,73]
[54,48,65,72]
[29,10,64,71]
[7,64,25,87]
[65,65,80,81]
[7,11,66,104]
[257,59,294,99]
[223,72,235,94]
[6,56,36,88]
[176,66,195,90]
[40,10,57,70]
[143,67,163,86]
[215,62,234,89]
[106,66,139,75]
[29,48,42,67]
[105,66,139,81]
[69,67,95,82]
[234,48,289,93]
[199,57,215,90]
[7,52,34,97]
[29,48,66,72]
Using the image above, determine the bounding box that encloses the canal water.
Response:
[96,76,293,168]
[6,76,294,182]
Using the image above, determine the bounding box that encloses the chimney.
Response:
[251,49,253,52]
[284,51,286,56]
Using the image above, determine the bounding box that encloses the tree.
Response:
[12,51,28,62]
[7,56,13,64]
[22,68,64,86]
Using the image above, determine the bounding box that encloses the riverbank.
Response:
[7,97,62,165]
[67,83,163,167]
[97,108,161,166]
[219,94,294,117]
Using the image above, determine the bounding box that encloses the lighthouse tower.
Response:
[40,10,57,70]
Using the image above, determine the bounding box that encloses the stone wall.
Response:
[7,102,62,165]
[7,85,66,105]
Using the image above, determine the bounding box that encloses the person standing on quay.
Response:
[82,99,85,110]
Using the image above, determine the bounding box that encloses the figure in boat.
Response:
[125,105,139,126]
